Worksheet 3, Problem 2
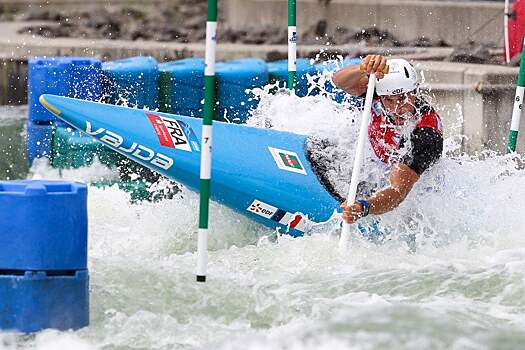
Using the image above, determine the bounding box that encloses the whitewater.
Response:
[2,77,525,349]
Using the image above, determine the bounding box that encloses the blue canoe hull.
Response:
[39,94,340,236]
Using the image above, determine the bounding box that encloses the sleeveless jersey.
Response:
[368,97,443,164]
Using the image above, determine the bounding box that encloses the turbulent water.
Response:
[0,105,29,180]
[2,84,525,350]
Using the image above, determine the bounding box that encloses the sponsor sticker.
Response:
[247,200,277,219]
[247,199,310,232]
[178,119,201,152]
[289,31,297,43]
[268,147,307,175]
[391,88,404,95]
[85,121,174,170]
[147,114,200,152]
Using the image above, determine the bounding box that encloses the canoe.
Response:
[39,94,341,237]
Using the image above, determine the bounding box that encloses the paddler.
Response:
[332,54,443,226]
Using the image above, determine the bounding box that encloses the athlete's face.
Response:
[379,92,417,124]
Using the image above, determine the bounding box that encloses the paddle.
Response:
[339,71,379,249]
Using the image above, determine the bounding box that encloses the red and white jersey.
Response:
[367,97,443,164]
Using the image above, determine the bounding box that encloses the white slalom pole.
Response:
[288,0,297,90]
[196,0,218,283]
[339,73,377,249]
[505,0,511,64]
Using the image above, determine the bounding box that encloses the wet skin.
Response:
[379,92,417,125]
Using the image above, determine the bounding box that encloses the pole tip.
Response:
[196,275,206,283]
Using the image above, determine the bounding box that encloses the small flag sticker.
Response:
[268,147,307,175]
[247,199,311,233]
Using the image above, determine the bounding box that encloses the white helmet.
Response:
[376,58,418,96]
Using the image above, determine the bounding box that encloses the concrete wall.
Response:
[416,61,519,154]
[224,0,504,47]
[0,0,155,13]
[0,21,451,62]
[0,57,27,105]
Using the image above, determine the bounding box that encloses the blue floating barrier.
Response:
[26,121,53,165]
[216,58,269,123]
[28,57,102,125]
[0,180,89,332]
[267,58,318,97]
[0,270,89,333]
[0,180,88,270]
[158,58,205,117]
[103,56,159,109]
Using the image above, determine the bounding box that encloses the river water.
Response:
[2,89,525,350]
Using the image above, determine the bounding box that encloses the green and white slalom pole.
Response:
[288,0,297,91]
[197,0,217,283]
[507,37,525,153]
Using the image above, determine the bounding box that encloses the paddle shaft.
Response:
[288,0,297,90]
[197,0,218,282]
[339,73,377,246]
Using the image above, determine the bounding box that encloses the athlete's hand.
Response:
[360,55,388,79]
[341,201,364,225]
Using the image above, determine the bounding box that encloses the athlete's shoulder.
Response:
[415,100,443,134]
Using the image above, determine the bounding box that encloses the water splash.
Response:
[3,70,525,349]
[247,76,525,254]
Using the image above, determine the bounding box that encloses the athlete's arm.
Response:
[333,54,388,96]
[367,163,419,215]
[341,127,443,224]
[341,164,418,224]
[332,64,368,96]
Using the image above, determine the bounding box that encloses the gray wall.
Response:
[417,61,519,154]
[0,57,27,105]
[224,0,504,47]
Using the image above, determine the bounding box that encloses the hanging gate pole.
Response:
[507,37,525,153]
[196,0,218,283]
[504,0,511,64]
[288,0,297,91]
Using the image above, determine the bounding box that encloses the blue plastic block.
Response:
[315,57,362,103]
[26,121,53,165]
[28,57,102,125]
[216,58,269,123]
[159,57,268,122]
[158,58,205,117]
[267,58,318,97]
[0,270,89,332]
[0,180,88,271]
[103,56,159,109]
